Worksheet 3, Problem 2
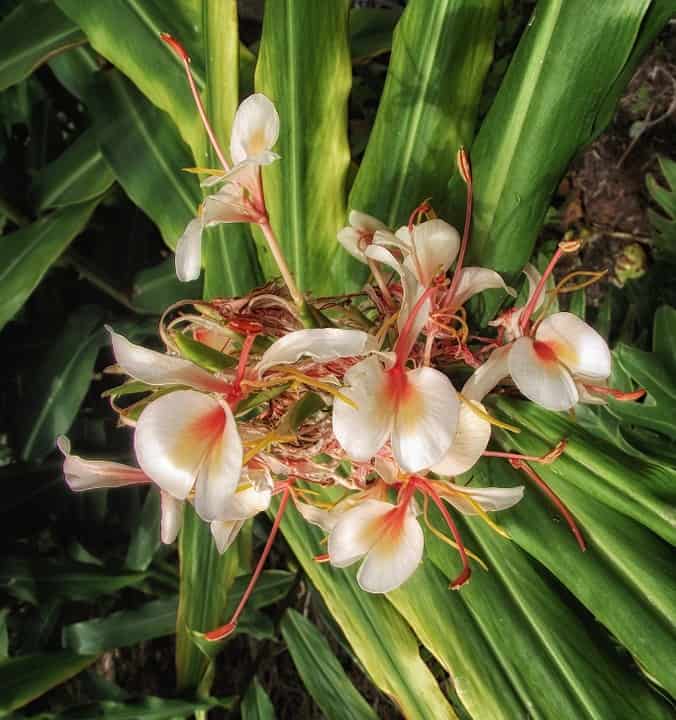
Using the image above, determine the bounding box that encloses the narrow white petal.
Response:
[160,491,183,544]
[430,401,491,476]
[109,328,228,392]
[134,390,225,500]
[403,219,460,286]
[332,356,393,462]
[328,499,394,568]
[193,401,243,522]
[337,226,367,263]
[257,328,376,375]
[58,436,148,492]
[509,336,579,411]
[211,519,245,554]
[295,501,341,532]
[230,93,280,165]
[357,505,423,593]
[175,218,203,282]
[450,267,516,309]
[462,345,511,402]
[349,210,387,233]
[442,484,524,514]
[392,367,459,473]
[535,312,611,380]
[215,471,271,522]
[202,185,251,225]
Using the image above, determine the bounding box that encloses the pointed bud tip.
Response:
[160,33,190,62]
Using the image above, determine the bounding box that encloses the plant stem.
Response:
[259,220,304,308]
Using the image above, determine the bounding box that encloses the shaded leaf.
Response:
[124,488,162,573]
[241,677,275,720]
[132,257,202,314]
[349,7,401,63]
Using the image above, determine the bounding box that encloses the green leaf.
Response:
[0,652,96,714]
[36,695,234,719]
[255,0,355,294]
[278,392,326,434]
[0,557,146,605]
[226,570,296,613]
[48,45,101,100]
[241,677,275,720]
[0,198,101,332]
[175,505,239,692]
[56,0,205,157]
[0,608,9,663]
[647,156,676,262]
[19,305,105,462]
[349,7,401,64]
[34,128,115,211]
[88,71,200,251]
[132,257,203,314]
[276,497,458,720]
[172,331,237,372]
[461,0,663,317]
[281,609,378,720]
[653,304,676,377]
[350,0,500,228]
[124,488,162,572]
[0,0,84,92]
[62,596,177,655]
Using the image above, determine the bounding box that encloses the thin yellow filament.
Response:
[459,394,521,434]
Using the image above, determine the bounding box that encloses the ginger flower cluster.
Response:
[59,33,643,641]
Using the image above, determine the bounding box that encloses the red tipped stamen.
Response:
[313,553,330,563]
[407,199,432,233]
[510,459,586,551]
[584,384,646,402]
[160,32,230,171]
[393,284,437,366]
[205,485,292,642]
[416,478,472,588]
[444,147,473,309]
[519,239,580,334]
[226,330,258,406]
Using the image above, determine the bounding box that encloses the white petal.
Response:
[349,210,387,233]
[57,436,148,492]
[295,501,340,532]
[230,93,280,165]
[332,356,393,462]
[211,519,245,554]
[337,226,367,263]
[450,267,516,309]
[357,504,423,593]
[215,472,271,521]
[134,390,227,500]
[108,328,228,393]
[257,328,376,375]
[160,491,183,544]
[202,185,251,225]
[443,484,524,514]
[175,218,203,282]
[509,336,579,411]
[462,345,511,402]
[403,219,460,286]
[392,367,459,473]
[374,456,399,485]
[328,499,394,568]
[430,401,491,476]
[535,312,611,380]
[193,400,243,522]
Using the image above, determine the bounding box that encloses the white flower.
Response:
[337,210,389,262]
[328,498,423,593]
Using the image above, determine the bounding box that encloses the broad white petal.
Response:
[193,400,243,522]
[328,499,394,568]
[109,329,228,393]
[215,471,271,522]
[392,367,459,473]
[357,505,423,593]
[349,210,387,233]
[403,219,460,286]
[57,436,148,492]
[462,345,511,402]
[134,390,226,500]
[230,93,280,165]
[430,401,491,476]
[202,185,251,225]
[257,328,376,375]
[175,218,203,282]
[160,491,183,544]
[295,501,341,532]
[337,226,367,263]
[443,484,524,514]
[374,228,410,251]
[450,267,516,309]
[332,356,393,462]
[211,519,245,554]
[509,337,579,411]
[535,312,611,380]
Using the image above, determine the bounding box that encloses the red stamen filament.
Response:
[159,33,230,171]
[444,148,473,308]
[393,285,437,367]
[584,384,646,402]
[511,460,586,551]
[415,478,471,588]
[205,484,292,642]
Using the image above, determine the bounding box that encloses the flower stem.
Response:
[259,220,304,308]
